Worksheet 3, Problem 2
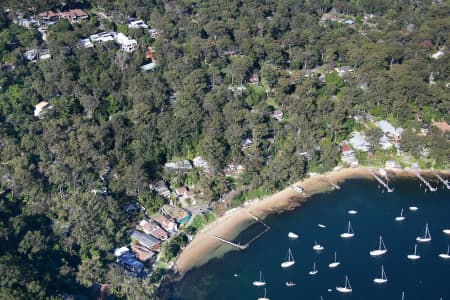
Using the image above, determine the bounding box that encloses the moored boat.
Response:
[288,232,299,239]
[416,223,431,243]
[336,275,352,293]
[370,235,387,257]
[281,248,295,268]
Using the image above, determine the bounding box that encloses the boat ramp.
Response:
[434,173,450,190]
[412,171,437,192]
[369,168,394,192]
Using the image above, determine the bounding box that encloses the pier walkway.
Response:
[211,235,249,250]
[369,168,394,192]
[324,176,340,190]
[434,173,450,190]
[211,210,271,250]
[413,171,437,192]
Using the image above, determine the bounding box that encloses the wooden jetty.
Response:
[434,173,450,190]
[246,210,271,245]
[413,171,437,192]
[369,168,394,192]
[324,176,341,190]
[212,235,249,250]
[211,210,270,251]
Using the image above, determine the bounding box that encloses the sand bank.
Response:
[173,167,448,276]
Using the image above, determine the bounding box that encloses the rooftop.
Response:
[130,230,160,250]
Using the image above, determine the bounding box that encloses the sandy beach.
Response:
[173,167,448,277]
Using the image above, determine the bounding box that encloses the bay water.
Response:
[168,177,450,300]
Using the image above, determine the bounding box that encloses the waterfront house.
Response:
[154,215,177,232]
[139,219,168,241]
[116,252,144,274]
[130,243,155,262]
[130,230,161,251]
[349,131,370,152]
[161,205,191,224]
[376,120,403,145]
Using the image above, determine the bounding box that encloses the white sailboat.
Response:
[318,224,327,228]
[348,209,358,215]
[328,251,340,268]
[438,245,450,260]
[416,223,431,243]
[370,235,387,257]
[281,248,295,268]
[257,288,270,300]
[373,265,388,284]
[401,291,405,300]
[408,206,418,211]
[340,220,355,238]
[443,229,450,235]
[288,232,299,239]
[395,208,405,221]
[309,262,318,275]
[336,275,352,293]
[313,240,324,251]
[285,281,296,287]
[252,271,266,287]
[407,244,420,260]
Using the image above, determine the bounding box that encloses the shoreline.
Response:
[171,166,449,278]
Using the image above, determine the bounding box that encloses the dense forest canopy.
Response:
[0,0,449,298]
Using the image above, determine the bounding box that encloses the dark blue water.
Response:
[169,178,450,300]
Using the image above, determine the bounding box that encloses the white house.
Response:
[375,120,403,144]
[348,131,370,152]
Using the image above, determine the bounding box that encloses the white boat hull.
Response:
[281,261,295,268]
[407,254,420,260]
[373,278,388,284]
[340,233,354,238]
[285,282,296,287]
[313,245,324,251]
[395,216,405,221]
[288,232,299,239]
[439,254,450,259]
[443,229,450,235]
[336,287,352,293]
[348,210,358,215]
[329,262,340,268]
[409,206,418,211]
[318,224,326,228]
[258,298,270,300]
[309,270,318,275]
[253,281,266,287]
[370,249,387,257]
[416,237,431,243]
